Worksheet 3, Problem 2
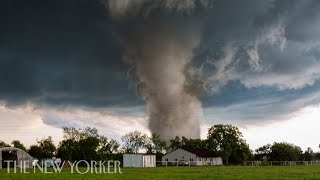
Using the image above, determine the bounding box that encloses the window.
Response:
[198,158,201,161]
[165,159,168,161]
[190,158,193,161]
[175,158,178,161]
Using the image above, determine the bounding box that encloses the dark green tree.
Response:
[57,127,82,161]
[182,138,207,149]
[11,140,27,151]
[98,136,120,156]
[37,136,56,159]
[270,142,302,161]
[57,139,79,161]
[27,137,56,159]
[78,127,100,161]
[57,127,99,161]
[303,147,314,161]
[207,124,250,164]
[255,144,272,161]
[169,136,206,151]
[28,145,42,159]
[169,136,182,151]
[57,127,117,162]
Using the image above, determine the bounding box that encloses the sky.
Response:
[1,0,320,151]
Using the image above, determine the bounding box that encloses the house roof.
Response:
[182,148,215,157]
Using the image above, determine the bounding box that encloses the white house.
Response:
[162,148,223,166]
[123,154,156,167]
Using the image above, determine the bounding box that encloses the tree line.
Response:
[1,124,320,165]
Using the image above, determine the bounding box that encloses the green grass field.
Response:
[1,166,320,180]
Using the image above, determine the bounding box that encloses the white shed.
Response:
[123,154,156,167]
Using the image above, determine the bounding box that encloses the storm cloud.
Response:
[1,0,320,137]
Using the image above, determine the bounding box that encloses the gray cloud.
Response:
[204,87,320,126]
[1,0,320,133]
[184,0,320,100]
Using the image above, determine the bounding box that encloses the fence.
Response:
[155,161,223,167]
[154,160,320,167]
[244,161,320,166]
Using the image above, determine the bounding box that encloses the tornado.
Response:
[105,0,209,140]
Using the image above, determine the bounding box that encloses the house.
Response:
[162,148,223,166]
[123,154,156,167]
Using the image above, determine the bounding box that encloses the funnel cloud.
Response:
[105,0,209,140]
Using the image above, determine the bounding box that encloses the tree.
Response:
[27,137,56,160]
[78,127,100,161]
[169,136,182,151]
[270,142,302,161]
[169,136,206,151]
[150,134,167,154]
[143,133,167,157]
[57,139,79,161]
[0,140,10,148]
[37,136,57,159]
[255,144,272,161]
[57,127,118,162]
[121,131,148,153]
[62,127,80,141]
[303,147,314,161]
[182,138,207,149]
[28,145,42,159]
[207,124,250,164]
[11,140,27,151]
[57,127,101,161]
[98,136,120,159]
[315,152,320,160]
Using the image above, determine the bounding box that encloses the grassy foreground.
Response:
[1,166,320,180]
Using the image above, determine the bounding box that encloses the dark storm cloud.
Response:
[1,0,320,128]
[0,0,142,108]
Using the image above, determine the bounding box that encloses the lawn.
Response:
[1,166,320,180]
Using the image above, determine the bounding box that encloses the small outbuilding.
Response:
[162,148,223,166]
[0,147,33,168]
[123,154,156,167]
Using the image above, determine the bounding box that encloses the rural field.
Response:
[1,166,320,180]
